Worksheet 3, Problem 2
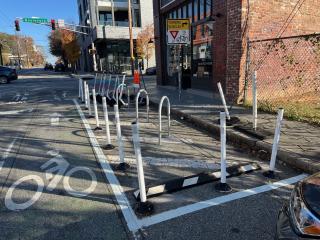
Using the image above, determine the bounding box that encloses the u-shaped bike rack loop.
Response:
[158,96,171,145]
[135,89,149,122]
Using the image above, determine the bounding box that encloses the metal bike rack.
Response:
[116,83,130,107]
[135,89,149,122]
[158,96,171,145]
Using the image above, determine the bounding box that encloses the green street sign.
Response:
[22,18,48,24]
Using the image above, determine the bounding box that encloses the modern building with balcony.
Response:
[77,0,155,74]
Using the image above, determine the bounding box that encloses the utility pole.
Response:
[111,0,115,26]
[128,0,135,75]
[88,0,98,72]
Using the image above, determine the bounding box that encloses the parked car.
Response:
[0,66,18,84]
[44,63,53,70]
[54,63,65,72]
[276,173,320,239]
[145,67,156,75]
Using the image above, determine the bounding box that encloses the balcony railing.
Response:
[99,20,129,27]
[99,0,140,3]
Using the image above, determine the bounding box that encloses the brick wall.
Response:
[211,0,227,92]
[226,0,320,102]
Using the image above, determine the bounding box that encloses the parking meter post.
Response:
[92,88,102,131]
[217,82,231,121]
[131,121,154,215]
[102,97,115,150]
[252,71,258,130]
[263,108,284,179]
[215,112,232,193]
[114,104,130,171]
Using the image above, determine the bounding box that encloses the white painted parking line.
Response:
[74,99,308,232]
[73,99,141,232]
[0,138,17,171]
[138,174,307,228]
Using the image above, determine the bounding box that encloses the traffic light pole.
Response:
[15,30,22,69]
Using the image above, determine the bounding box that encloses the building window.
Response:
[188,2,192,21]
[79,5,83,22]
[99,11,112,25]
[206,0,212,17]
[133,9,141,27]
[193,0,198,22]
[183,5,187,18]
[199,0,205,19]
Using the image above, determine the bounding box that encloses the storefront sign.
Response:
[167,19,191,45]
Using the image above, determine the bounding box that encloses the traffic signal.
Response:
[51,19,56,30]
[14,20,20,31]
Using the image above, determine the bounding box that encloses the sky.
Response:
[0,0,79,64]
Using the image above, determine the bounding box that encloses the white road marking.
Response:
[0,108,33,116]
[138,174,307,228]
[182,177,199,187]
[5,175,44,211]
[73,99,141,232]
[63,166,97,197]
[74,99,307,231]
[0,101,26,106]
[50,113,62,126]
[0,138,17,171]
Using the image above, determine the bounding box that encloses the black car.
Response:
[276,173,320,239]
[54,63,65,72]
[0,66,18,84]
[145,67,156,75]
[44,63,53,70]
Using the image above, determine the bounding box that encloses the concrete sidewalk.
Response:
[143,78,320,174]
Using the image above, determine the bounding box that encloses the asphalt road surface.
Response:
[0,69,306,240]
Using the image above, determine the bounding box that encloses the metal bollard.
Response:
[102,97,115,150]
[84,82,88,108]
[263,108,284,179]
[217,82,231,121]
[87,84,93,118]
[252,71,258,130]
[92,88,102,130]
[78,79,81,99]
[81,79,84,103]
[132,121,154,215]
[215,112,232,193]
[135,89,149,123]
[114,104,130,171]
[158,96,171,145]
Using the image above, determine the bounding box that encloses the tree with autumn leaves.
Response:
[48,29,81,69]
[136,24,155,69]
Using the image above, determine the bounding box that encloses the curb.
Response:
[149,100,320,174]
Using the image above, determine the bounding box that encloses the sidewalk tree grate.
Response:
[133,163,261,200]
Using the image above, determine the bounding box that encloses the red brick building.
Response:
[153,0,320,101]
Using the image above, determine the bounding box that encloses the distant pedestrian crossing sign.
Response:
[167,19,190,45]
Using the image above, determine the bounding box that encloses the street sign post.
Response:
[22,18,48,24]
[167,19,191,101]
